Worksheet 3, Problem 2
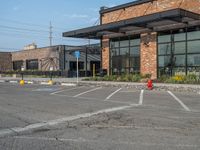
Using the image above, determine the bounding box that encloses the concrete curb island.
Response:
[0,77,200,94]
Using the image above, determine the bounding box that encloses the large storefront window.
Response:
[26,59,38,70]
[158,28,200,77]
[13,60,23,71]
[110,36,140,74]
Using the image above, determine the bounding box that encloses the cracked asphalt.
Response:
[0,82,199,150]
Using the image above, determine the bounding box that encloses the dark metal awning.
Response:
[63,8,200,39]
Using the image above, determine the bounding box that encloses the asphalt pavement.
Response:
[0,82,199,150]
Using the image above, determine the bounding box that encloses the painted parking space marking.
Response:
[0,104,132,137]
[73,87,102,98]
[167,91,191,112]
[104,88,122,101]
[33,88,62,92]
[139,90,144,105]
[50,86,83,95]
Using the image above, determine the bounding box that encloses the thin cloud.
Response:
[64,14,89,19]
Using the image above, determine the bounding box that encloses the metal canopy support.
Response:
[62,9,200,39]
[153,23,187,32]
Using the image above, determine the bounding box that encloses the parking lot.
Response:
[0,82,200,150]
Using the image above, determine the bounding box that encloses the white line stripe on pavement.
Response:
[50,86,83,95]
[104,88,122,101]
[139,90,144,105]
[167,91,191,112]
[73,87,102,97]
[14,136,198,148]
[0,104,132,137]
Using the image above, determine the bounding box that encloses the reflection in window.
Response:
[110,37,140,74]
[174,42,185,54]
[188,41,200,53]
[26,59,38,70]
[174,55,185,67]
[187,30,200,40]
[158,56,171,67]
[174,32,186,41]
[158,34,171,43]
[188,54,200,66]
[158,43,171,55]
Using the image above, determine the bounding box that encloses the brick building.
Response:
[0,44,101,77]
[12,45,65,71]
[0,52,12,71]
[63,0,200,79]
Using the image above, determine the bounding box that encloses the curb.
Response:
[0,80,5,83]
[9,81,18,84]
[61,83,77,86]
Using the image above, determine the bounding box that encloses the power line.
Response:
[0,25,49,33]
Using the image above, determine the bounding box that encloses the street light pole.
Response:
[77,57,79,84]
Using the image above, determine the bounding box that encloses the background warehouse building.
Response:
[63,0,200,79]
[0,43,101,77]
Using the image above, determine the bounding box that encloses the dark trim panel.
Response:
[99,0,153,14]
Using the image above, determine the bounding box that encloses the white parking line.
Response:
[104,88,122,101]
[139,90,144,105]
[50,86,83,95]
[167,91,191,112]
[73,87,102,98]
[0,104,132,137]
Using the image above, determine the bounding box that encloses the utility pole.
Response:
[49,21,53,46]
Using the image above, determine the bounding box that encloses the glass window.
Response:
[120,40,129,47]
[120,47,129,56]
[187,30,200,40]
[187,67,200,75]
[111,48,119,56]
[158,35,171,43]
[173,55,185,67]
[130,39,140,46]
[130,57,140,68]
[26,59,38,70]
[172,67,186,76]
[69,61,84,71]
[174,42,186,54]
[158,56,171,67]
[110,41,119,48]
[13,61,23,71]
[174,32,186,41]
[158,43,171,55]
[187,54,200,66]
[130,46,140,56]
[188,40,200,53]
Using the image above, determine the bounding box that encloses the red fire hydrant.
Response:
[147,79,153,90]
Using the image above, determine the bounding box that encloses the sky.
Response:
[0,0,134,51]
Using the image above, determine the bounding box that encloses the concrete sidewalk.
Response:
[0,76,200,93]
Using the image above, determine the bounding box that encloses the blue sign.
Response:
[74,51,80,59]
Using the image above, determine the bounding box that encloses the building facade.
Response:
[0,44,101,77]
[63,0,200,79]
[12,45,65,71]
[0,52,12,71]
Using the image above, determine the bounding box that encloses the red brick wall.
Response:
[102,0,200,24]
[12,47,60,71]
[140,32,157,79]
[102,37,110,75]
[101,0,200,78]
[0,52,12,71]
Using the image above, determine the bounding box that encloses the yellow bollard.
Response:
[48,80,53,85]
[20,80,25,86]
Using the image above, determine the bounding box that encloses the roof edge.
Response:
[100,0,153,14]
